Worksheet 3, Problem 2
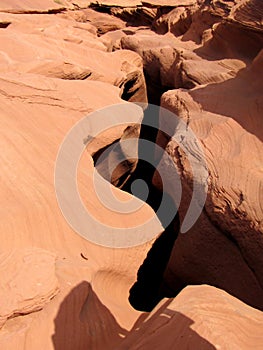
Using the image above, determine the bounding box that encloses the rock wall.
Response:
[0,1,263,349]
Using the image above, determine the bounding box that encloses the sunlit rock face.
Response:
[0,1,263,349]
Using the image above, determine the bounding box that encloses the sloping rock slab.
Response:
[0,0,65,14]
[0,248,59,328]
[118,285,263,349]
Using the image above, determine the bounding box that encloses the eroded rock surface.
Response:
[118,285,263,350]
[0,249,58,329]
[0,0,65,13]
[112,0,263,311]
[0,1,263,349]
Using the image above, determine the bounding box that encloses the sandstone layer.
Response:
[0,1,262,349]
[115,0,263,311]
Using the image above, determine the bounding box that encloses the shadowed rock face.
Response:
[101,0,263,313]
[52,282,263,350]
[0,1,263,349]
[0,0,66,14]
[0,249,59,329]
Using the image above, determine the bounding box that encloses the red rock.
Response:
[118,285,263,350]
[0,0,65,14]
[0,249,59,329]
[0,1,263,349]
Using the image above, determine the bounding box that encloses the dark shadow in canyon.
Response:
[128,208,184,312]
[52,281,127,350]
[92,104,184,312]
[52,282,216,350]
[122,167,184,311]
[0,21,11,28]
[90,4,263,314]
[89,4,155,28]
[120,298,217,349]
[118,106,184,312]
[143,70,171,106]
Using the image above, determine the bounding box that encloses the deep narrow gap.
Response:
[120,106,185,312]
[92,113,184,312]
[121,75,141,102]
[92,55,185,312]
[89,4,113,15]
[143,70,172,106]
[0,22,11,29]
[93,138,120,166]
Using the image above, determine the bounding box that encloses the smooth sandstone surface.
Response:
[0,1,263,349]
[118,285,263,350]
[0,9,155,347]
[0,0,65,13]
[0,248,58,329]
[117,0,263,312]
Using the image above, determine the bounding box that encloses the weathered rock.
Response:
[142,0,196,6]
[153,6,194,35]
[90,0,141,6]
[0,1,263,349]
[0,12,147,102]
[228,0,263,31]
[0,249,59,329]
[53,284,263,350]
[0,66,158,347]
[118,285,263,350]
[111,6,157,26]
[106,0,263,313]
[60,8,126,34]
[121,30,245,101]
[157,48,263,312]
[0,0,65,13]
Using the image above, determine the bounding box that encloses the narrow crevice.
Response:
[142,69,175,106]
[127,183,182,311]
[120,75,141,101]
[89,4,156,28]
[0,22,11,28]
[93,104,183,312]
[129,218,180,311]
[92,139,120,166]
[90,28,185,310]
[144,75,166,105]
[121,106,183,311]
[1,9,66,14]
[89,4,114,15]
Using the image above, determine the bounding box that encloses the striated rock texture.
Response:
[0,12,147,101]
[0,249,59,329]
[53,284,263,350]
[114,0,263,312]
[0,0,65,13]
[157,1,263,311]
[0,0,263,349]
[118,285,263,350]
[0,5,158,349]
